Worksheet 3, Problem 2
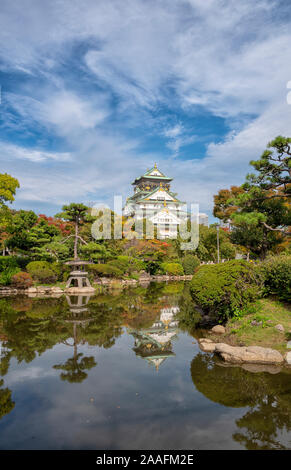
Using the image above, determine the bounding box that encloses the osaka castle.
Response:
[123,163,188,238]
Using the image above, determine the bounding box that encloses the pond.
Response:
[0,282,290,450]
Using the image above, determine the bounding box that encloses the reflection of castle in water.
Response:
[130,306,180,371]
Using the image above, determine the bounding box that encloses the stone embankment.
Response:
[0,274,193,296]
[0,286,94,296]
[97,274,192,286]
[198,332,290,367]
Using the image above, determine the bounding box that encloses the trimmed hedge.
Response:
[182,254,200,274]
[258,254,291,302]
[162,262,184,276]
[190,260,263,319]
[88,263,123,278]
[26,261,58,284]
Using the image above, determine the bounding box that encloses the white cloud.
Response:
[6,366,57,385]
[164,125,183,139]
[164,124,196,157]
[0,0,291,217]
[5,90,110,138]
[0,141,71,163]
[44,91,110,136]
[165,101,291,215]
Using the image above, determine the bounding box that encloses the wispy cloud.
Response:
[0,0,291,217]
[163,124,196,156]
[0,141,71,163]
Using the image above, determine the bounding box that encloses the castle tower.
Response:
[123,164,187,238]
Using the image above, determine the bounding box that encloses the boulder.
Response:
[198,338,213,344]
[214,343,284,364]
[275,324,284,332]
[50,287,63,293]
[200,343,216,352]
[198,338,216,352]
[26,287,38,293]
[211,325,225,335]
[285,352,291,365]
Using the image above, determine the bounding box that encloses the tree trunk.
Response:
[74,221,78,259]
[73,323,77,361]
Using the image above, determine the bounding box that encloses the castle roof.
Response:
[131,164,172,185]
[127,185,185,204]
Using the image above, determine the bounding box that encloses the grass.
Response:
[210,297,291,353]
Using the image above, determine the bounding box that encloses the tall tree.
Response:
[56,203,92,259]
[234,136,291,235]
[213,186,244,223]
[0,173,19,208]
[247,135,290,198]
[213,136,291,258]
[6,210,38,252]
[0,173,20,253]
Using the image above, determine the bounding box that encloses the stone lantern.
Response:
[65,259,95,293]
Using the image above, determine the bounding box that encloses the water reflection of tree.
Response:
[0,297,70,365]
[53,315,97,384]
[191,353,291,449]
[0,282,188,418]
[0,378,14,420]
[0,295,124,368]
[176,283,202,331]
[54,354,96,383]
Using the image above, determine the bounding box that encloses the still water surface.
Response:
[0,282,290,449]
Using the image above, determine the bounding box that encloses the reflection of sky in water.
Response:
[0,288,290,450]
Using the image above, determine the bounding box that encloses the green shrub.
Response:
[26,261,58,284]
[108,259,128,274]
[0,256,18,271]
[0,267,20,286]
[162,262,184,275]
[88,263,123,278]
[11,272,33,289]
[259,254,291,302]
[49,262,68,281]
[181,254,200,274]
[0,256,20,285]
[108,256,145,275]
[190,260,263,320]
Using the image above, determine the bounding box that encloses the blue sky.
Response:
[1,0,291,222]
